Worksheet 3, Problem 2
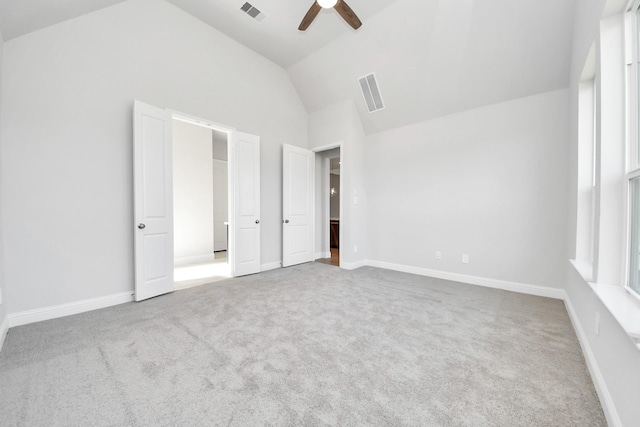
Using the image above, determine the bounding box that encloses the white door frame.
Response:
[313,142,343,267]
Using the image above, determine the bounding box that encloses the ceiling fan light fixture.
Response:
[317,0,338,9]
[299,0,361,31]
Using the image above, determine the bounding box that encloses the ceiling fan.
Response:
[298,0,362,31]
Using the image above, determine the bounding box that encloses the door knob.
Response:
[284,219,289,223]
[138,223,146,229]
[255,219,260,224]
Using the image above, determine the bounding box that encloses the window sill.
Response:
[571,259,640,351]
[569,259,593,282]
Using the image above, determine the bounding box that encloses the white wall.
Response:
[0,0,307,315]
[565,0,640,425]
[0,29,8,347]
[212,131,227,161]
[366,90,570,289]
[172,120,213,264]
[213,159,228,252]
[309,100,367,268]
[212,129,228,252]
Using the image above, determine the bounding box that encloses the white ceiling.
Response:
[0,0,578,134]
[0,0,399,67]
[0,0,128,41]
[288,0,577,134]
[164,0,400,68]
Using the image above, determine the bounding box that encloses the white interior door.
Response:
[230,132,261,276]
[283,144,315,267]
[133,100,174,301]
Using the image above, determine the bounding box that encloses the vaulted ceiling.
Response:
[0,0,577,134]
[0,0,128,41]
[289,0,576,133]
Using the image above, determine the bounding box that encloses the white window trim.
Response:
[572,2,640,351]
[624,2,640,300]
[574,41,597,275]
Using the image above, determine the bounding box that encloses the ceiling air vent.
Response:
[240,2,267,22]
[358,73,385,113]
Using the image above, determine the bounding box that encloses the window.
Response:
[626,3,640,298]
[570,1,640,346]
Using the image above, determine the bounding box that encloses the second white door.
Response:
[231,132,261,276]
[282,144,315,267]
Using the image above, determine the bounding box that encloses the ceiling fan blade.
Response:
[335,0,362,30]
[299,2,322,31]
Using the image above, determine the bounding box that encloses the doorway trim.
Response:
[313,142,343,267]
[170,111,236,135]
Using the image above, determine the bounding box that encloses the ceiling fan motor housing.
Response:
[299,0,362,31]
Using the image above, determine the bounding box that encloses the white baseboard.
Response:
[0,313,8,352]
[8,292,134,328]
[174,254,215,266]
[261,261,281,272]
[360,260,618,424]
[365,260,565,300]
[563,296,621,427]
[341,259,368,270]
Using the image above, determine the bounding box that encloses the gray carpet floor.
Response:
[0,263,605,426]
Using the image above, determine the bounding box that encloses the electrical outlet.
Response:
[462,254,469,264]
[354,245,358,253]
[435,251,442,260]
[595,312,600,336]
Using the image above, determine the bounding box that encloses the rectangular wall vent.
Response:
[240,2,267,22]
[358,73,385,113]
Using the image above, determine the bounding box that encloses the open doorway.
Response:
[172,118,231,289]
[133,101,262,301]
[315,147,341,267]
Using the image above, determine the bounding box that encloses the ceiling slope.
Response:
[0,0,127,40]
[0,0,577,136]
[0,0,401,68]
[165,0,400,67]
[287,0,577,134]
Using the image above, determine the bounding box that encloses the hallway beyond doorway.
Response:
[317,248,339,267]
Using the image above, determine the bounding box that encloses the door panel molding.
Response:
[283,144,315,267]
[230,132,261,276]
[133,100,174,301]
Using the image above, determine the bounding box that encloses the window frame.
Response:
[624,0,640,300]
